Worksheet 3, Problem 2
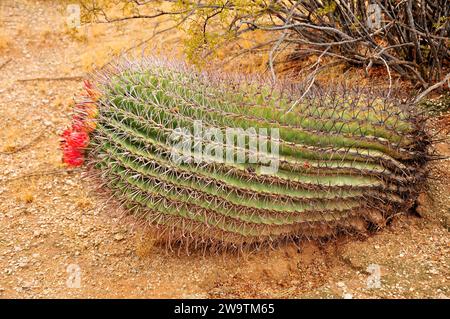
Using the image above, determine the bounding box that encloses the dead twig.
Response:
[1,168,74,185]
[414,73,450,103]
[0,58,12,70]
[285,46,330,113]
[16,76,84,82]
[0,131,46,156]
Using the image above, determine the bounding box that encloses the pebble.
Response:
[337,282,346,288]
[4,268,13,275]
[114,234,125,241]
[18,258,29,268]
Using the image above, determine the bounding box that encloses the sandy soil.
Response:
[0,0,449,299]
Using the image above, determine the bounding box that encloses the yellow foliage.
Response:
[174,0,267,65]
[316,1,337,16]
[66,0,271,71]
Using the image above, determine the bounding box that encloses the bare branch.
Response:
[414,73,450,103]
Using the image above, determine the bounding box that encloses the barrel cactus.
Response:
[62,57,430,248]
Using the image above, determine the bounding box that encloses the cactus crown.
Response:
[66,57,430,249]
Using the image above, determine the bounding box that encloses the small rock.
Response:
[428,268,439,275]
[21,280,34,290]
[337,281,346,288]
[4,268,13,275]
[114,234,125,241]
[18,259,28,268]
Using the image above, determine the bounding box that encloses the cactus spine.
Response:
[80,58,429,247]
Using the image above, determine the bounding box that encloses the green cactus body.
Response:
[84,58,428,246]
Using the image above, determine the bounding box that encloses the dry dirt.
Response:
[0,0,449,299]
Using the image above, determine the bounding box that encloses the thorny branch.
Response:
[80,0,449,97]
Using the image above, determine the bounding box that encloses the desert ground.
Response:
[0,0,449,298]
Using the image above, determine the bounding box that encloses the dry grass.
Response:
[20,192,34,204]
[75,196,93,210]
[134,229,157,258]
[1,125,23,153]
[0,31,12,52]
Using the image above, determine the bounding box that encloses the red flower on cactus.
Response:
[61,124,90,167]
[60,80,100,167]
[62,146,85,167]
[62,126,89,148]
